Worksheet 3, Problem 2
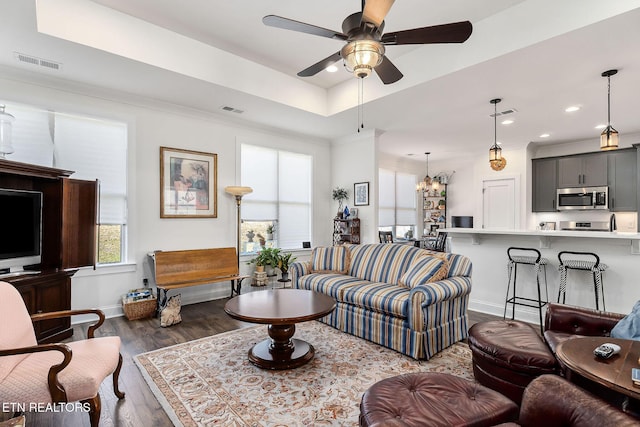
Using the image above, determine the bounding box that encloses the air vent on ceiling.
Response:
[490,108,517,118]
[14,52,62,71]
[220,105,244,114]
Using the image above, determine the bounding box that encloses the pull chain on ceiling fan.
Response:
[262,0,473,84]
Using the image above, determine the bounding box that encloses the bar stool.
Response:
[557,251,608,311]
[504,247,549,333]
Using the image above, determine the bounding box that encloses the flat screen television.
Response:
[0,188,43,272]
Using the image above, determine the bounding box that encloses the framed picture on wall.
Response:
[160,146,217,218]
[354,182,369,206]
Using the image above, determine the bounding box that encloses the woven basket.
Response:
[122,297,157,320]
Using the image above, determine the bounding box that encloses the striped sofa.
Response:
[290,243,472,360]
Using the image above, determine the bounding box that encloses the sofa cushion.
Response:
[399,256,448,288]
[341,282,410,318]
[611,300,640,340]
[297,273,369,299]
[347,244,424,284]
[310,246,349,274]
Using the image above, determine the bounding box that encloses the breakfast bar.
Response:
[444,228,640,324]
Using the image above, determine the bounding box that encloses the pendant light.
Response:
[489,98,507,171]
[600,69,619,151]
[416,152,432,192]
[0,105,15,159]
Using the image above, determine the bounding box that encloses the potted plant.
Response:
[266,224,276,240]
[332,187,349,218]
[276,252,297,281]
[247,247,281,273]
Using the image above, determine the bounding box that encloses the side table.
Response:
[276,278,292,288]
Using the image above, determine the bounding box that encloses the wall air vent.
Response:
[490,108,518,118]
[220,105,244,114]
[14,52,62,71]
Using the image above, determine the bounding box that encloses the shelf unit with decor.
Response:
[423,184,447,236]
[333,218,360,245]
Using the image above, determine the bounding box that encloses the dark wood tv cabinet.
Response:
[0,159,97,343]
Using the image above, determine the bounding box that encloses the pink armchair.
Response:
[0,281,124,426]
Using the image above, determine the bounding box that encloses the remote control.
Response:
[593,343,621,359]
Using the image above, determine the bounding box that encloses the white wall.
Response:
[331,130,379,243]
[0,75,332,317]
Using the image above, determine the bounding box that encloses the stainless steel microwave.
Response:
[556,186,608,210]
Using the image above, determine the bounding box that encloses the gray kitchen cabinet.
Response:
[608,148,637,211]
[532,157,557,212]
[557,153,608,188]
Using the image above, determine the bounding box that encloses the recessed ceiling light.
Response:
[539,133,550,138]
[501,119,514,125]
[326,65,338,73]
[565,106,581,112]
[595,124,606,129]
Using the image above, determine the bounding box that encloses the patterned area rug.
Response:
[135,321,473,426]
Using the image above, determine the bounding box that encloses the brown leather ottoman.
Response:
[468,320,558,405]
[359,372,519,427]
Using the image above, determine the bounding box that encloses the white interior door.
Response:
[482,178,516,229]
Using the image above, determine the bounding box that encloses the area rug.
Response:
[134,321,473,426]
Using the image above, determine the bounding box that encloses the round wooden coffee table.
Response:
[224,289,336,370]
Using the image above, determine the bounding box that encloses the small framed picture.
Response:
[350,208,358,218]
[354,182,369,206]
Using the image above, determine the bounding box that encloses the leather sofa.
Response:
[290,243,472,359]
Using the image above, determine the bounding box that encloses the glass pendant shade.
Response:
[600,125,619,151]
[0,105,15,159]
[341,40,385,79]
[489,144,502,162]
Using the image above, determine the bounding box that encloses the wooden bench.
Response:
[151,247,248,312]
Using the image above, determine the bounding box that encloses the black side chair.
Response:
[432,231,448,252]
[379,231,393,243]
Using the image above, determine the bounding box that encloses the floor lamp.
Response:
[225,186,253,269]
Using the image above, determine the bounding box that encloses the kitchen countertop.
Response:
[443,228,640,253]
[443,228,640,239]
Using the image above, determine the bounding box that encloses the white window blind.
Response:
[54,114,128,225]
[378,169,395,226]
[396,172,417,225]
[3,104,54,167]
[241,144,311,250]
[378,169,417,228]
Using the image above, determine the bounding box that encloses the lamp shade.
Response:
[224,186,253,197]
[341,40,385,79]
[0,105,15,158]
[600,126,619,151]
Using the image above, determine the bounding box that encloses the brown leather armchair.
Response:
[543,302,624,354]
[499,375,639,427]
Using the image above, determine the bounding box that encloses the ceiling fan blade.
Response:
[263,15,348,40]
[362,0,396,28]
[374,55,403,84]
[382,21,473,45]
[298,51,342,77]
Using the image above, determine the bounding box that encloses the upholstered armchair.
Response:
[0,281,124,426]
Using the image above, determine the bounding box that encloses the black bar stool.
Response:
[504,247,549,332]
[557,251,608,311]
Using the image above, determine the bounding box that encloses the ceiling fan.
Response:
[263,0,473,84]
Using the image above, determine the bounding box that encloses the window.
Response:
[378,169,417,239]
[240,144,311,253]
[5,102,128,264]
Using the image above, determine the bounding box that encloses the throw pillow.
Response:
[399,256,448,288]
[160,294,182,327]
[310,246,349,274]
[611,300,640,340]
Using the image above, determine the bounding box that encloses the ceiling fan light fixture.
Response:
[600,69,619,151]
[341,40,385,79]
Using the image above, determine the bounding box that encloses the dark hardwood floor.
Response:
[18,298,500,427]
